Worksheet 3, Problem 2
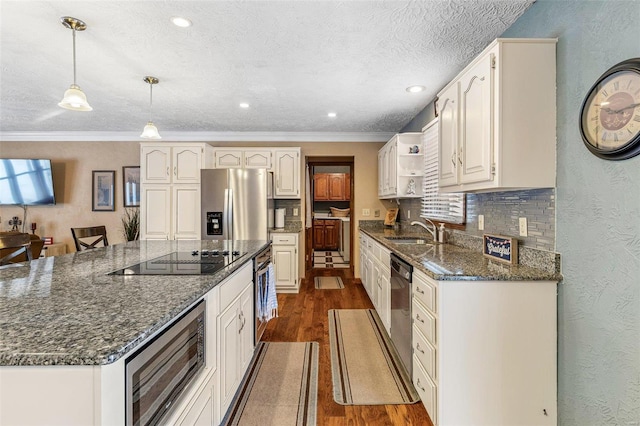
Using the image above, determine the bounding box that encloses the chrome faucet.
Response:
[410,218,438,241]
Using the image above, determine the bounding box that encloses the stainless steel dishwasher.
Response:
[390,253,413,375]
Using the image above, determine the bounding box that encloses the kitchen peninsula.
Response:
[0,239,269,425]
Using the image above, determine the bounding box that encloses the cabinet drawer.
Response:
[412,300,436,346]
[271,234,297,246]
[413,325,436,381]
[413,271,437,314]
[220,263,252,310]
[413,355,437,425]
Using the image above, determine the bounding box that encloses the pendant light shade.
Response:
[58,17,92,112]
[140,76,161,139]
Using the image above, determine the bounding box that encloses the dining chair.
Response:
[0,233,33,266]
[71,226,109,251]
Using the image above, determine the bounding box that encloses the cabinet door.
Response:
[141,185,171,240]
[344,174,351,200]
[172,146,202,184]
[218,302,240,413]
[379,266,391,333]
[239,284,254,371]
[378,151,385,196]
[313,174,329,201]
[459,53,494,185]
[438,83,459,187]
[173,184,200,240]
[178,374,215,426]
[214,150,243,168]
[273,245,297,290]
[141,146,172,184]
[328,174,345,200]
[313,220,325,249]
[244,150,272,169]
[365,256,375,302]
[274,150,300,198]
[325,221,339,250]
[387,141,397,193]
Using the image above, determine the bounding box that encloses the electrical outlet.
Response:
[293,208,298,216]
[407,210,411,219]
[374,209,380,217]
[519,217,528,237]
[478,214,484,231]
[362,208,370,217]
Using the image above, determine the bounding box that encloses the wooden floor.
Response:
[262,267,434,426]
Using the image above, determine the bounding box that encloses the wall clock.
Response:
[579,58,640,160]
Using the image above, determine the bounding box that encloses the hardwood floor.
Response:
[262,268,434,426]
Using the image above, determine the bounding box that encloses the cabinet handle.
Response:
[416,378,426,392]
[416,287,425,294]
[415,314,425,323]
[416,343,425,354]
[174,166,177,176]
[458,147,463,166]
[451,153,456,167]
[166,167,170,176]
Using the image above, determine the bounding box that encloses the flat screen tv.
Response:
[0,159,56,205]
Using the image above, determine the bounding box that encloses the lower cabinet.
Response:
[411,269,558,425]
[271,233,299,293]
[175,370,216,426]
[217,263,254,420]
[358,231,391,333]
[313,219,339,250]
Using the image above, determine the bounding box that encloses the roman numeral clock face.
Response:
[580,58,640,160]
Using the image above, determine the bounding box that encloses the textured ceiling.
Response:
[0,0,534,141]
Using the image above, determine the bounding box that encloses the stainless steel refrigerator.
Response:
[201,169,273,240]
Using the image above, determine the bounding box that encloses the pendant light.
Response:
[140,76,161,139]
[58,17,92,111]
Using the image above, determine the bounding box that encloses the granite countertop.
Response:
[360,227,562,282]
[270,220,303,233]
[0,239,269,367]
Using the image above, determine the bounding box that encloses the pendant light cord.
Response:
[72,26,77,85]
[149,82,153,121]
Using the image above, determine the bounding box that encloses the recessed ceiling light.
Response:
[328,112,337,118]
[171,16,192,28]
[406,85,426,93]
[239,103,250,109]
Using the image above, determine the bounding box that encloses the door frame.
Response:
[305,156,354,273]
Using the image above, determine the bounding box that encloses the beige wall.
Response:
[1,140,386,275]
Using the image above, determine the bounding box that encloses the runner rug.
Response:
[314,276,344,289]
[328,309,420,405]
[222,341,319,425]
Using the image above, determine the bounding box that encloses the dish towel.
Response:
[265,263,278,321]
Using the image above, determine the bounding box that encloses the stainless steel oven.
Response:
[254,244,272,344]
[126,300,205,426]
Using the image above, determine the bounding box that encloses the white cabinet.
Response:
[213,148,273,169]
[141,144,211,184]
[271,233,299,293]
[378,133,423,199]
[411,268,557,425]
[274,148,300,198]
[218,263,254,417]
[140,143,213,241]
[358,231,390,332]
[141,184,200,240]
[436,38,557,193]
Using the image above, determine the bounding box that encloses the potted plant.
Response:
[122,208,140,241]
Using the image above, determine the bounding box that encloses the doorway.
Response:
[305,157,354,273]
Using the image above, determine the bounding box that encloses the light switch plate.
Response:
[363,208,370,217]
[519,217,528,237]
[478,214,484,230]
[374,209,380,217]
[293,208,298,216]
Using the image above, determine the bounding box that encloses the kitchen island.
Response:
[0,239,269,425]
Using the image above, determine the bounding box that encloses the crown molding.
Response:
[0,131,395,143]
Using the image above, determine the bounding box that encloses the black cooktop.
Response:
[108,250,247,275]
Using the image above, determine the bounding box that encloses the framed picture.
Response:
[123,166,141,207]
[92,170,115,211]
[483,234,518,265]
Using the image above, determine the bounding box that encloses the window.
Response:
[420,118,465,224]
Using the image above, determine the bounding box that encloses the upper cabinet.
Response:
[211,147,300,199]
[437,38,557,193]
[141,144,213,184]
[274,148,300,198]
[314,173,350,201]
[378,133,423,199]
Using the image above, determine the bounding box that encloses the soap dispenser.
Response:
[438,223,446,243]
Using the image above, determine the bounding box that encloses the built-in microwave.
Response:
[125,300,206,425]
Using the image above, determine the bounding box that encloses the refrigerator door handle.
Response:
[223,188,230,240]
[227,188,234,241]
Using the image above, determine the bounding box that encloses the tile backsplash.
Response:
[392,188,556,252]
